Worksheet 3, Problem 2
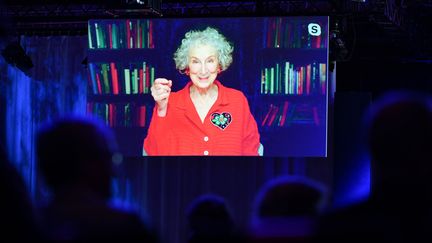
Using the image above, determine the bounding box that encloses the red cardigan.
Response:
[143,80,260,156]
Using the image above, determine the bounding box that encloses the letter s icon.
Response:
[308,23,321,36]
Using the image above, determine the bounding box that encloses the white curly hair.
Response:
[173,27,234,72]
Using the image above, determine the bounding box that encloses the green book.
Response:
[124,69,131,94]
[136,20,140,48]
[88,23,93,49]
[142,62,147,93]
[265,68,269,94]
[270,67,274,94]
[105,104,109,125]
[132,68,138,94]
[124,104,131,127]
[150,67,155,87]
[276,63,279,94]
[101,64,110,94]
[95,23,101,48]
[112,23,118,49]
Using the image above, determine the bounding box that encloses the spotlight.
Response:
[1,42,33,74]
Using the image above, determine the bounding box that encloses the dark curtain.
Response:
[1,36,333,243]
[0,36,88,197]
[115,157,332,243]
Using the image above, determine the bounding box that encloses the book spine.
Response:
[110,62,119,95]
[132,68,139,94]
[108,23,113,49]
[149,20,154,48]
[306,64,311,95]
[88,22,93,49]
[139,105,146,127]
[285,62,289,95]
[280,101,289,127]
[261,104,273,127]
[320,63,326,95]
[268,105,279,127]
[270,67,274,94]
[101,63,110,94]
[96,72,102,94]
[124,68,131,94]
[88,63,98,94]
[126,20,131,49]
[139,68,144,94]
[150,66,155,87]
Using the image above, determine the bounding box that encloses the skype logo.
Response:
[308,23,321,36]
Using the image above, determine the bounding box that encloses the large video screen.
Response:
[87,16,329,157]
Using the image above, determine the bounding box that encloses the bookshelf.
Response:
[86,19,157,156]
[257,17,327,145]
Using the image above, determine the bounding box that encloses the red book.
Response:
[139,69,144,93]
[139,105,146,127]
[96,73,102,94]
[110,63,119,94]
[306,64,311,95]
[149,20,153,48]
[279,101,289,127]
[126,20,131,49]
[315,35,321,48]
[145,66,150,90]
[268,105,280,127]
[261,104,274,127]
[298,68,302,95]
[109,104,114,127]
[108,24,113,49]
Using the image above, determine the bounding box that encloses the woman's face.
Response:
[187,44,219,89]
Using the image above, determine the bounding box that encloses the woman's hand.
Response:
[150,78,172,117]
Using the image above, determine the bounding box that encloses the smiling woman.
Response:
[143,27,261,156]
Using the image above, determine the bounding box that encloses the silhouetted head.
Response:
[366,91,432,194]
[250,176,327,240]
[36,116,119,200]
[253,176,326,220]
[186,194,235,239]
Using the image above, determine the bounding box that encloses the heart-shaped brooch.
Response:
[210,112,232,130]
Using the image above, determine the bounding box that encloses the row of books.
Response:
[88,19,154,49]
[260,62,326,95]
[261,102,320,127]
[264,18,327,49]
[87,102,149,128]
[88,62,155,95]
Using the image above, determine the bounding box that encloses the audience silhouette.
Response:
[36,116,158,242]
[315,91,432,242]
[250,175,327,243]
[186,193,245,243]
[0,142,44,241]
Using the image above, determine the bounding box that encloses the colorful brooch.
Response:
[210,112,232,130]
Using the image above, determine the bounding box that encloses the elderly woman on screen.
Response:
[143,27,260,156]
